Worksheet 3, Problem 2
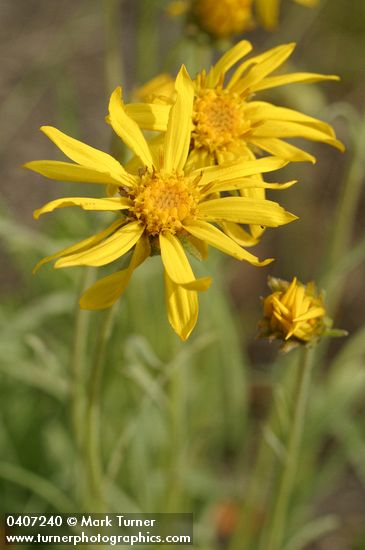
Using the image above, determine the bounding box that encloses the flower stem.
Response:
[265,347,313,550]
[167,360,187,512]
[70,268,95,504]
[85,305,117,510]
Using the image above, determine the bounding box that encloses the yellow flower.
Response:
[129,41,343,247]
[168,0,318,35]
[133,73,176,104]
[255,0,319,31]
[259,276,327,349]
[24,67,297,340]
[167,0,254,40]
[194,0,254,39]
[131,41,343,168]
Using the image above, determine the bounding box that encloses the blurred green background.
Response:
[1,1,365,549]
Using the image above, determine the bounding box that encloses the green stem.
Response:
[71,2,123,514]
[85,305,117,510]
[71,270,95,447]
[230,429,276,550]
[230,361,295,550]
[266,347,313,550]
[70,268,96,504]
[166,361,187,512]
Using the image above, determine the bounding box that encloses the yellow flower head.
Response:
[133,41,344,168]
[255,0,319,31]
[193,0,254,39]
[259,276,343,350]
[168,0,318,35]
[24,67,297,340]
[131,42,343,248]
[168,0,254,40]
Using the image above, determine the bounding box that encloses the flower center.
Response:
[192,89,250,153]
[130,172,199,235]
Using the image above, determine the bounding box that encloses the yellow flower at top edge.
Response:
[258,276,347,351]
[193,0,254,39]
[24,67,297,341]
[255,0,319,31]
[167,0,254,39]
[168,0,318,36]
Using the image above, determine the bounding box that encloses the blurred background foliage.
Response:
[0,1,365,549]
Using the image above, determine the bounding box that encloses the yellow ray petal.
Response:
[34,197,131,219]
[184,148,215,174]
[197,157,287,187]
[23,160,130,187]
[205,40,253,87]
[133,73,175,102]
[40,126,132,184]
[248,225,266,240]
[293,285,305,318]
[108,87,154,170]
[251,72,339,93]
[184,220,271,265]
[79,235,151,310]
[285,325,299,340]
[55,221,144,268]
[124,103,170,132]
[245,102,337,136]
[164,65,194,172]
[220,222,259,247]
[281,277,298,307]
[124,134,165,175]
[202,177,297,195]
[80,269,131,310]
[33,219,124,273]
[252,120,345,150]
[164,272,198,341]
[294,307,325,322]
[272,296,290,316]
[249,137,316,163]
[198,197,298,226]
[228,43,296,93]
[159,231,212,290]
[187,235,209,259]
[237,172,267,240]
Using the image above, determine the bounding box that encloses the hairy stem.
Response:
[265,347,313,550]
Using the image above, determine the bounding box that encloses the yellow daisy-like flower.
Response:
[24,67,297,340]
[259,276,328,350]
[255,0,319,31]
[132,41,343,168]
[129,41,342,247]
[194,0,254,39]
[168,0,317,36]
[167,0,254,40]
